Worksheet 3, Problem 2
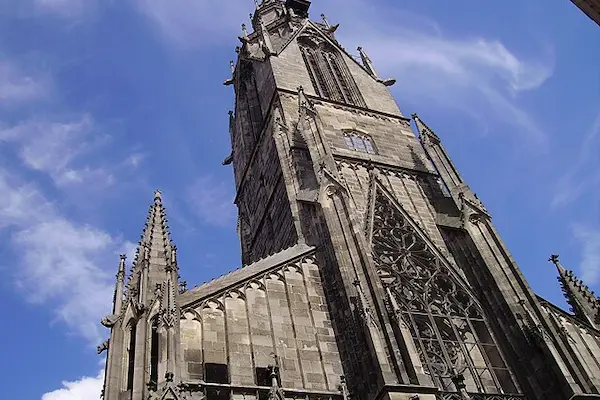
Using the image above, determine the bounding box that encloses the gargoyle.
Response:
[97,339,109,355]
[101,314,119,328]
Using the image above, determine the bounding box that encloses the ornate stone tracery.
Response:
[370,188,518,394]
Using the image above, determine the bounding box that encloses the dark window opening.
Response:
[205,363,229,384]
[206,387,231,400]
[149,318,159,388]
[126,323,137,390]
[255,366,278,387]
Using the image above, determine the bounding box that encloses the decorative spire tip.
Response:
[549,254,560,265]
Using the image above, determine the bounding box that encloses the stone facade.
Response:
[100,2,600,400]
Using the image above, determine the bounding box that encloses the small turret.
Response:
[549,254,599,329]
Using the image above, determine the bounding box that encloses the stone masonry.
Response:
[100,2,600,400]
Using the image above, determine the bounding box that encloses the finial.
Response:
[235,46,241,54]
[117,254,126,280]
[321,13,330,27]
[241,23,248,38]
[254,0,260,8]
[411,113,419,120]
[549,254,560,265]
[229,60,235,74]
[154,189,162,203]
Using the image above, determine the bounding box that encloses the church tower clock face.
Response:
[98,2,600,400]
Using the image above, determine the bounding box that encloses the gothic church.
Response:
[99,1,600,400]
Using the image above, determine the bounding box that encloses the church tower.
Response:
[101,1,600,400]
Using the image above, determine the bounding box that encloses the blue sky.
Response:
[0,0,598,398]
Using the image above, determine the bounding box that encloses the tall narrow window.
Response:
[149,317,159,388]
[343,131,376,154]
[371,191,519,394]
[126,323,137,391]
[298,34,365,107]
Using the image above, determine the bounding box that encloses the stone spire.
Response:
[126,190,176,303]
[549,254,599,328]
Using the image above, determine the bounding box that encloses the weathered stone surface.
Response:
[102,4,600,400]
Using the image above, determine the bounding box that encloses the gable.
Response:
[272,22,401,115]
[367,182,477,311]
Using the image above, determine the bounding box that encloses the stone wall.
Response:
[180,254,344,391]
[236,120,297,263]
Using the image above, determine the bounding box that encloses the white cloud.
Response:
[552,111,600,208]
[42,370,103,400]
[328,1,553,145]
[0,60,49,104]
[134,0,553,145]
[0,115,115,189]
[186,175,236,228]
[573,225,600,286]
[0,169,131,344]
[134,0,248,48]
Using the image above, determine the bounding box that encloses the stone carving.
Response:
[101,314,119,328]
[97,339,109,355]
[370,189,516,392]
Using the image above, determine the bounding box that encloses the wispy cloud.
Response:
[186,174,236,228]
[572,224,600,286]
[0,59,50,104]
[329,1,553,145]
[0,115,117,189]
[134,0,553,146]
[552,111,600,208]
[42,370,103,400]
[0,168,132,344]
[134,0,249,48]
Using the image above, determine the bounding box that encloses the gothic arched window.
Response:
[370,190,519,394]
[298,34,365,107]
[149,316,159,389]
[125,321,137,391]
[343,131,376,154]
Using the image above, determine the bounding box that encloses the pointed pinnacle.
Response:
[549,254,567,274]
[154,189,162,204]
[321,13,330,27]
[117,254,127,278]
